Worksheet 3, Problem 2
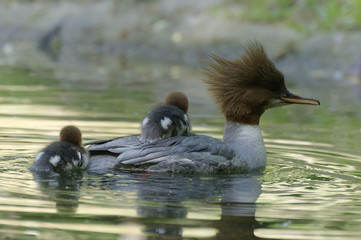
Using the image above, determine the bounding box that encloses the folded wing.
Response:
[113,134,248,173]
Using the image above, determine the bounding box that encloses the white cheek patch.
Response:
[183,114,188,122]
[160,117,172,130]
[266,99,286,109]
[49,155,61,167]
[35,152,44,162]
[142,117,149,127]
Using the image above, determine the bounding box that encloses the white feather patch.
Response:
[160,117,172,130]
[35,152,44,162]
[49,155,61,166]
[142,117,149,127]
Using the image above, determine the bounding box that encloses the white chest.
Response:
[223,122,267,170]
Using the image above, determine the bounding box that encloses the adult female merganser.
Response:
[141,91,191,142]
[30,125,89,172]
[87,41,319,174]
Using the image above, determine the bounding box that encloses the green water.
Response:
[0,64,360,240]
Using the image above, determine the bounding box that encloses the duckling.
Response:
[140,91,191,142]
[30,126,89,172]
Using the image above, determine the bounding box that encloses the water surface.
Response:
[0,64,360,240]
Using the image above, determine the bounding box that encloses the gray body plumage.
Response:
[86,135,142,152]
[114,134,248,173]
[87,132,251,174]
[87,135,142,173]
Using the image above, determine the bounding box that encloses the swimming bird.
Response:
[87,41,319,174]
[30,125,89,172]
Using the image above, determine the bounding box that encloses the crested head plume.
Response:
[203,41,286,124]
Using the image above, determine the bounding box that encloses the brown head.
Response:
[59,125,82,146]
[165,91,189,113]
[203,41,320,125]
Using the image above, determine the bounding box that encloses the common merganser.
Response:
[87,41,319,174]
[141,91,191,142]
[30,125,89,172]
